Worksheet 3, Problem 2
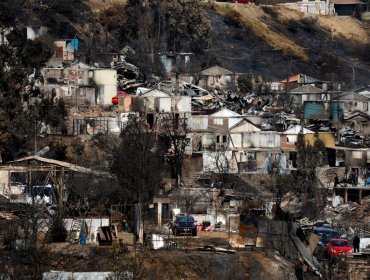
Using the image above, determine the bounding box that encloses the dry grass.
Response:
[86,0,126,13]
[214,4,310,61]
[317,16,370,44]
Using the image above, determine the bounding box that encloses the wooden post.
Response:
[157,202,162,227]
[359,189,362,204]
[27,170,32,194]
[57,167,65,213]
[344,189,348,203]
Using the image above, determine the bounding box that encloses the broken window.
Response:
[222,135,227,143]
[287,135,297,143]
[147,113,154,129]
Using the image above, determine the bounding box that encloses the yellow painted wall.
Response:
[304,133,335,148]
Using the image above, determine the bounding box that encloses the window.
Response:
[222,135,227,143]
[364,102,368,111]
[213,118,224,125]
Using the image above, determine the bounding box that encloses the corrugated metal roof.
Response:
[283,125,314,134]
[201,66,233,76]
[290,84,324,94]
[6,156,114,178]
[211,108,241,117]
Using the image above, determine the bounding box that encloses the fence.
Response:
[73,118,124,135]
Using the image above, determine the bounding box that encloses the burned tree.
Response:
[0,28,57,161]
[121,0,211,54]
[158,112,190,188]
[112,114,161,204]
[206,144,232,189]
[295,133,328,218]
[173,188,204,214]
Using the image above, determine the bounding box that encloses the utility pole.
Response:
[348,64,355,89]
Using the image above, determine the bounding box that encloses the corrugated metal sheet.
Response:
[304,102,329,120]
[291,223,323,278]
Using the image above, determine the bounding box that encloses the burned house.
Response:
[0,26,48,45]
[280,73,325,91]
[280,125,335,169]
[343,110,370,134]
[338,87,370,115]
[172,65,238,91]
[187,108,285,174]
[48,39,79,65]
[42,62,118,105]
[0,155,113,203]
[289,84,329,109]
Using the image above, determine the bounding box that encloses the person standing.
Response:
[334,174,339,188]
[353,235,360,253]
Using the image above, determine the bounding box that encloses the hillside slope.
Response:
[209,3,370,84]
[3,0,369,85]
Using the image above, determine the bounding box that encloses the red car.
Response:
[326,239,353,257]
[112,90,129,105]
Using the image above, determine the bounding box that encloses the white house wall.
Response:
[242,132,280,148]
[188,115,208,131]
[156,97,172,112]
[150,96,191,113]
[229,133,243,148]
[175,96,191,112]
[259,133,280,148]
[92,69,117,105]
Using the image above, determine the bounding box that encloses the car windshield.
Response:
[332,240,350,247]
[177,216,194,222]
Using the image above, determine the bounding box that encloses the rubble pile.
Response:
[190,91,273,114]
[280,192,303,216]
[339,127,370,147]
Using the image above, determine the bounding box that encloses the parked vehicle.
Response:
[314,226,340,247]
[326,239,353,257]
[112,90,129,105]
[172,215,197,236]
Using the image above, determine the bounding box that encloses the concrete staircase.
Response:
[182,172,211,187]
